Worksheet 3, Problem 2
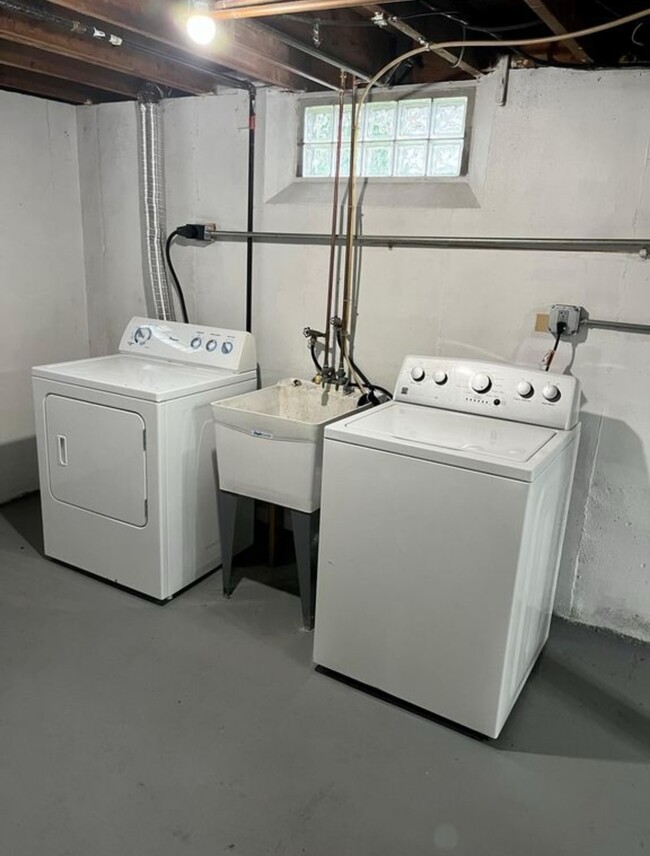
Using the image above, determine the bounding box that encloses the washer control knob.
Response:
[543,384,561,402]
[410,366,425,382]
[134,326,151,344]
[206,339,218,352]
[221,341,234,355]
[432,370,448,385]
[190,336,202,350]
[517,381,534,398]
[471,373,491,393]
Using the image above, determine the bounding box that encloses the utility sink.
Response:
[212,379,365,512]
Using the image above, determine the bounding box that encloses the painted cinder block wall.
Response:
[0,91,88,503]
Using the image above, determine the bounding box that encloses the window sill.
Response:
[267,176,480,209]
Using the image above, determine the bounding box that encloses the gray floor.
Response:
[1,495,649,856]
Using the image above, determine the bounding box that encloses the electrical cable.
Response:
[544,322,566,371]
[357,8,650,102]
[164,230,190,323]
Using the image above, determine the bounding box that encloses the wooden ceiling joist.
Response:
[39,0,340,89]
[0,64,123,102]
[0,38,147,96]
[0,9,225,94]
[521,0,593,63]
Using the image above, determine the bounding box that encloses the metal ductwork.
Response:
[137,94,175,321]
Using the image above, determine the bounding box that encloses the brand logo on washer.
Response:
[251,429,273,439]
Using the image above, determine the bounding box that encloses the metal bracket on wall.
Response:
[494,55,510,107]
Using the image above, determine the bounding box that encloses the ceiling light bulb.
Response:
[186,1,217,45]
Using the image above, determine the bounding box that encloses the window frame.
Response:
[296,83,476,182]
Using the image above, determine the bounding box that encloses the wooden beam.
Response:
[0,9,223,94]
[0,64,124,102]
[41,0,338,89]
[268,8,393,79]
[356,5,482,79]
[0,39,146,96]
[520,0,592,63]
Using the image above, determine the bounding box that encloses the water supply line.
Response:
[137,93,175,321]
[323,74,346,379]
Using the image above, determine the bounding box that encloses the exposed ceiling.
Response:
[0,0,648,104]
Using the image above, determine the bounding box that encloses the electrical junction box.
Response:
[548,305,582,336]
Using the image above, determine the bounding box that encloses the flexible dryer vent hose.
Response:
[137,96,175,321]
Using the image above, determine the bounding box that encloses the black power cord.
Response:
[545,321,567,371]
[164,224,216,325]
[164,229,190,324]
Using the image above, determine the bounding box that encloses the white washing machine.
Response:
[313,357,580,738]
[32,317,257,600]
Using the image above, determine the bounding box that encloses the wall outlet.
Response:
[548,304,582,335]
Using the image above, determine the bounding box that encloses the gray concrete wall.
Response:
[0,91,88,504]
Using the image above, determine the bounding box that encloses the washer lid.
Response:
[32,355,254,402]
[325,401,575,481]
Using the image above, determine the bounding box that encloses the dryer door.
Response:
[45,395,147,526]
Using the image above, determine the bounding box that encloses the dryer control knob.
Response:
[471,373,491,393]
[432,370,448,385]
[134,326,151,344]
[190,336,202,350]
[543,384,561,402]
[410,366,425,382]
[517,381,534,398]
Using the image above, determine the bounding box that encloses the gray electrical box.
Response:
[548,305,582,336]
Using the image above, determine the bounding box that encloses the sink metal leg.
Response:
[218,489,240,598]
[290,509,319,630]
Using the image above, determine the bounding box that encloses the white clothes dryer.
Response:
[32,317,257,600]
[314,357,580,738]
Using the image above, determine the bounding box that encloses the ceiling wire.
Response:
[631,22,646,44]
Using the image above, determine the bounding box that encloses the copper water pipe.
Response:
[323,74,346,376]
[340,80,357,361]
[212,0,411,19]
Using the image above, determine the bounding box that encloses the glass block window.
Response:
[300,95,468,179]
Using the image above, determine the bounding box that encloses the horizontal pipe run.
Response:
[584,319,650,334]
[256,24,372,82]
[212,0,410,19]
[209,230,650,254]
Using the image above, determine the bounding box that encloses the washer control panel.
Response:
[395,357,580,430]
[119,316,257,372]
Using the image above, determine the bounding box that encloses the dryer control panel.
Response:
[394,357,580,430]
[119,317,257,372]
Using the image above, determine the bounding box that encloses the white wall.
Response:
[77,90,249,353]
[0,91,88,504]
[75,69,650,642]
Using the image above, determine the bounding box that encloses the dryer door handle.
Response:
[57,434,68,466]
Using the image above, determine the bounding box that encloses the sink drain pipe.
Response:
[137,92,175,321]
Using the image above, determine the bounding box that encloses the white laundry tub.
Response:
[212,379,365,512]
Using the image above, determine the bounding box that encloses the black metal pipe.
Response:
[245,87,256,333]
[208,230,650,254]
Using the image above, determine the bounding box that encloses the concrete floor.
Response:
[1,495,649,856]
